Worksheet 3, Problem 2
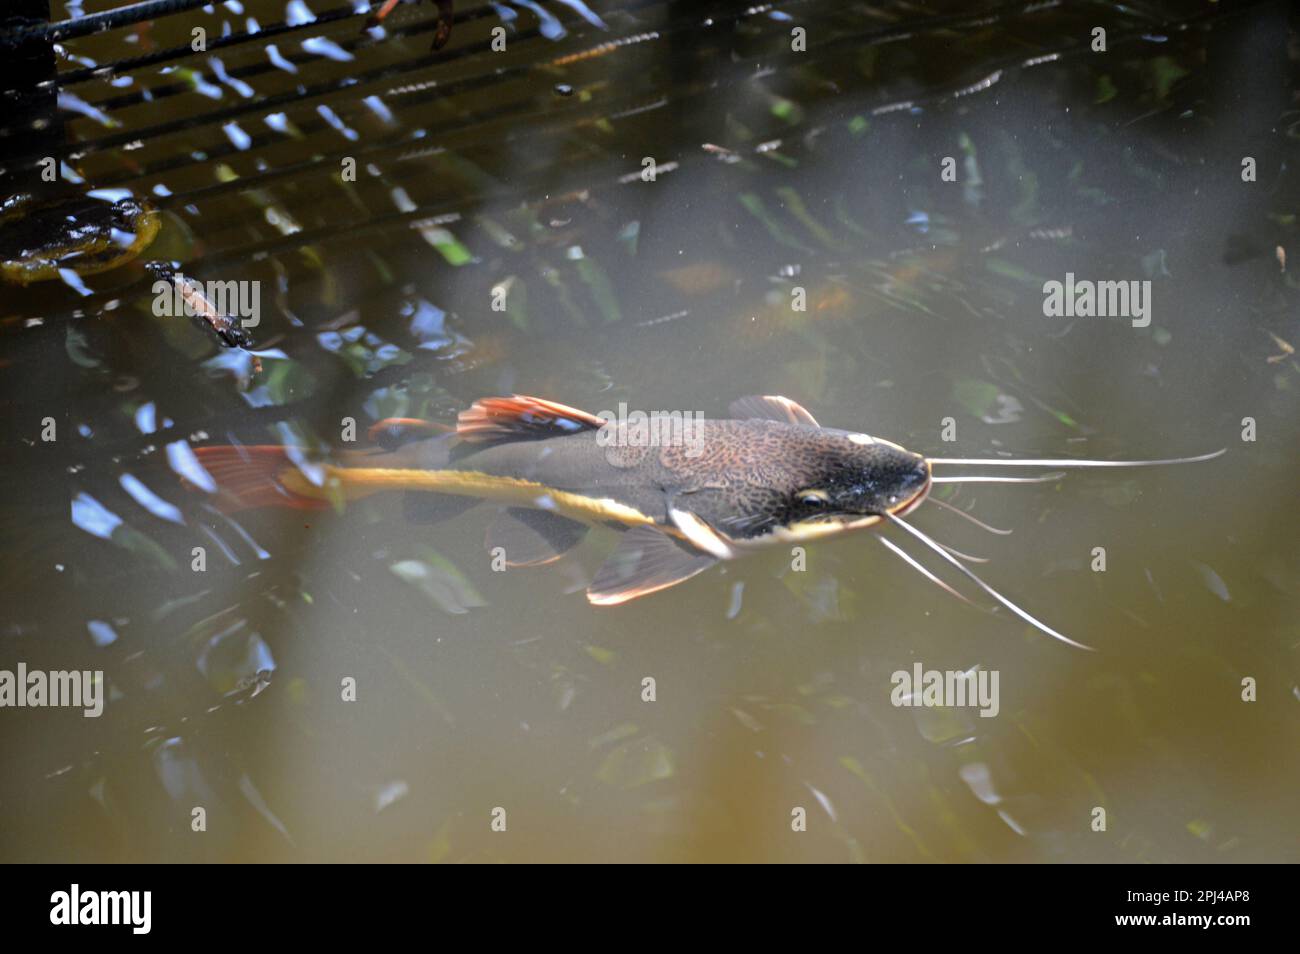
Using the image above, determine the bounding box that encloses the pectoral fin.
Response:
[587,527,717,605]
[668,506,737,559]
[728,394,820,427]
[486,507,588,566]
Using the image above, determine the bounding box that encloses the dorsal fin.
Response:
[456,395,605,444]
[728,395,820,427]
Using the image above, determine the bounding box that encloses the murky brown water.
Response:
[2,0,1298,862]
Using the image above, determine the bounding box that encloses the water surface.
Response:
[2,0,1298,862]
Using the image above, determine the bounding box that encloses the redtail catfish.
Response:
[192,394,1223,650]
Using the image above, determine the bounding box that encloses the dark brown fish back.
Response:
[658,419,829,491]
[652,420,841,536]
[433,417,907,541]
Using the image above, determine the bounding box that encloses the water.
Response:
[2,0,1298,862]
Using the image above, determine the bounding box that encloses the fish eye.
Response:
[797,489,830,507]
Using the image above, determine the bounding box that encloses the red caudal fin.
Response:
[456,395,605,444]
[191,446,329,512]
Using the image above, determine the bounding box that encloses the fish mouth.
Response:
[889,459,932,518]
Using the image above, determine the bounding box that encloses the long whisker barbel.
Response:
[878,537,976,606]
[928,449,1226,468]
[924,497,1014,535]
[934,539,989,564]
[884,512,1097,652]
[930,473,1065,485]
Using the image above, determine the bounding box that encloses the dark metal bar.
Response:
[0,0,216,50]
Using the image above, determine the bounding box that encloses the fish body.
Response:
[191,393,1224,641]
[366,417,929,538]
[197,394,931,603]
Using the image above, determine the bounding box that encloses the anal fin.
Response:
[588,527,717,605]
[402,491,480,525]
[486,507,588,566]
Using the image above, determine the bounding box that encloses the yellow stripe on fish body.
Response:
[279,465,659,529]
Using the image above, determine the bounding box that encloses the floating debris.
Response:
[1265,331,1294,364]
[146,262,256,351]
[0,189,159,285]
[367,0,455,51]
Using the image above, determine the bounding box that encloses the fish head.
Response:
[666,419,932,550]
[775,429,931,536]
[797,429,930,514]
